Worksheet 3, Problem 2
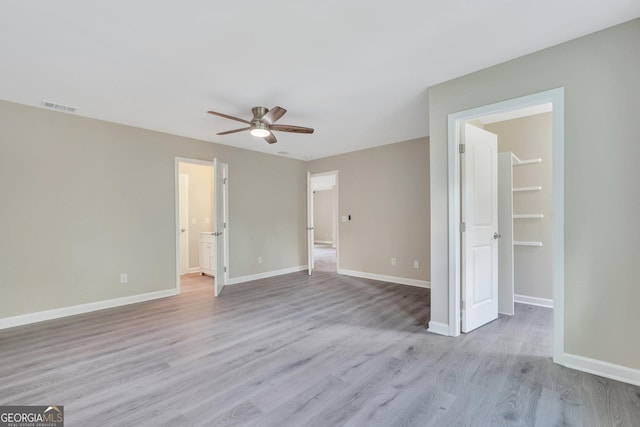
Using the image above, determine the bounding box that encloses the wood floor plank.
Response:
[0,272,638,426]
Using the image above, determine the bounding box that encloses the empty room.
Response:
[1,2,639,426]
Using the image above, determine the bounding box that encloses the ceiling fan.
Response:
[207,106,314,144]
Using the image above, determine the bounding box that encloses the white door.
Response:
[178,173,189,275]
[213,159,228,296]
[498,152,515,315]
[461,123,499,332]
[306,172,314,275]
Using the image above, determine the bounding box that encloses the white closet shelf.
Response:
[514,241,543,247]
[512,154,542,166]
[513,186,542,192]
[513,214,544,219]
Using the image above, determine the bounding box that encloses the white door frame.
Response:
[178,173,190,275]
[309,170,340,271]
[213,158,230,295]
[306,172,314,275]
[174,157,228,292]
[446,88,565,364]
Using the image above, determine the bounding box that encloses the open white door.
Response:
[461,123,499,332]
[306,172,314,275]
[213,159,228,296]
[498,152,515,315]
[178,174,189,275]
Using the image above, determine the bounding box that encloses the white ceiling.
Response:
[1,2,639,161]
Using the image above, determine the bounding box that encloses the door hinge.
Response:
[224,222,227,229]
[224,266,227,273]
[459,144,465,154]
[461,299,465,311]
[224,178,228,185]
[460,222,466,232]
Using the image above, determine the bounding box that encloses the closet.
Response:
[498,153,544,315]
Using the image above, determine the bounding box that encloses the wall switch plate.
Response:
[341,215,348,222]
[120,273,128,284]
[391,258,396,266]
[413,260,419,269]
[258,256,263,264]
[205,217,209,224]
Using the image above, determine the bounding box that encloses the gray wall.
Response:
[0,99,307,319]
[487,113,553,301]
[310,138,430,282]
[429,19,640,369]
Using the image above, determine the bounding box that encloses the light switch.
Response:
[341,215,348,222]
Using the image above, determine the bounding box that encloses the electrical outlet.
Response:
[391,258,396,266]
[258,256,263,264]
[413,260,419,269]
[120,273,128,284]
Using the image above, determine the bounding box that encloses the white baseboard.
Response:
[0,289,178,331]
[188,267,201,274]
[514,294,553,308]
[337,269,430,289]
[562,353,640,387]
[227,265,308,285]
[427,321,450,336]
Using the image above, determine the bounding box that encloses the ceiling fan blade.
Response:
[217,127,250,135]
[207,110,251,124]
[270,124,314,134]
[261,106,287,125]
[264,132,277,144]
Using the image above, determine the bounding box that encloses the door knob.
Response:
[493,232,502,239]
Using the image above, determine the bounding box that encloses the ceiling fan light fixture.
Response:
[250,122,270,137]
[250,128,270,137]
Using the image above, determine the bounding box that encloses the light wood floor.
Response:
[1,272,638,426]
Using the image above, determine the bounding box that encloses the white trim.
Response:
[226,265,308,285]
[0,289,178,331]
[445,87,565,364]
[314,240,334,245]
[562,353,640,387]
[178,173,190,276]
[188,267,201,274]
[175,157,223,295]
[338,269,430,289]
[310,170,340,274]
[427,321,450,335]
[514,294,553,308]
[513,214,544,219]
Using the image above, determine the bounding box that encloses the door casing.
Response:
[441,88,565,365]
[308,170,340,274]
[174,157,228,293]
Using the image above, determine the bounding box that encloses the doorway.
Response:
[307,171,339,274]
[445,88,565,364]
[175,158,229,296]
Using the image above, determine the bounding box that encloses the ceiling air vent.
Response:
[41,100,78,114]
